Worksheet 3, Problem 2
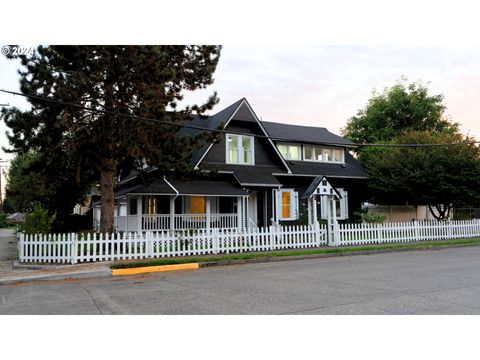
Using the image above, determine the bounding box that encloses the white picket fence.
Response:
[17,219,480,264]
[335,219,480,246]
[18,223,326,264]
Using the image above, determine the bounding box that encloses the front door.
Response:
[247,191,258,227]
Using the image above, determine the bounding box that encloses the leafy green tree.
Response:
[361,131,480,219]
[342,79,458,144]
[2,46,221,233]
[3,151,92,229]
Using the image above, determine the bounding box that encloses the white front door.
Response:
[247,192,258,226]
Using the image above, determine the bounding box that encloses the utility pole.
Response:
[0,159,8,213]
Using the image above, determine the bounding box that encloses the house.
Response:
[94,98,368,232]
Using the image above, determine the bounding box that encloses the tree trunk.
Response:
[100,157,116,234]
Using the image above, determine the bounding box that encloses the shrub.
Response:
[20,203,56,234]
[0,214,8,228]
[453,210,473,221]
[354,209,386,224]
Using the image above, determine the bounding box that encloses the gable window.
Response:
[277,143,301,160]
[226,134,254,165]
[275,189,299,221]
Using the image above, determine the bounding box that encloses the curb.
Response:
[111,263,199,276]
[0,269,111,285]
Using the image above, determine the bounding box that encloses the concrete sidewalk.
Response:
[0,260,111,284]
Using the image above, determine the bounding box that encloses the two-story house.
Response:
[102,98,368,232]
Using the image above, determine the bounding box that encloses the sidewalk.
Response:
[0,260,111,284]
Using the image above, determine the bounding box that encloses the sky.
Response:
[2,45,480,166]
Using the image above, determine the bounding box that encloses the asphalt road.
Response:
[1,246,480,314]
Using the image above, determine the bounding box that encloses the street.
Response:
[1,246,480,314]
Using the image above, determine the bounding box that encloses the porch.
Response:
[95,178,250,232]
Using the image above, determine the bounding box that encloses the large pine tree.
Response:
[2,46,221,233]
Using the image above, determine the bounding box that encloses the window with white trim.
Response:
[277,143,301,160]
[226,134,254,165]
[275,189,299,221]
[303,145,344,163]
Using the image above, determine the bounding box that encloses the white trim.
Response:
[239,183,282,187]
[275,188,299,221]
[301,144,345,164]
[276,142,302,161]
[163,176,179,197]
[272,173,369,179]
[225,133,255,165]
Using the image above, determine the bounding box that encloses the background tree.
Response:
[2,45,221,233]
[361,131,480,219]
[342,79,480,219]
[342,79,458,144]
[3,150,93,229]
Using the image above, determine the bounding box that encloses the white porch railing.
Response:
[130,213,238,231]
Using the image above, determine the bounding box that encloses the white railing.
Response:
[18,223,326,264]
[336,219,480,246]
[114,213,239,231]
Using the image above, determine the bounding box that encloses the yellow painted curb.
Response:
[111,263,199,276]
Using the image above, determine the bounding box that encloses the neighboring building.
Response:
[362,204,453,222]
[94,98,368,232]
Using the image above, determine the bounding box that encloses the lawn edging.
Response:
[109,238,480,272]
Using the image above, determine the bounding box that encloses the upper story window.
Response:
[226,134,254,165]
[277,143,301,160]
[303,145,344,163]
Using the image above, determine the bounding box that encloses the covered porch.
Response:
[112,178,249,232]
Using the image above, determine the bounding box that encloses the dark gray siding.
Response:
[200,120,285,168]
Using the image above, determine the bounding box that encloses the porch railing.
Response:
[115,213,238,231]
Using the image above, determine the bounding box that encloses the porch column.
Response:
[206,197,211,231]
[332,197,337,223]
[307,198,312,225]
[137,196,142,233]
[170,196,175,231]
[312,197,318,224]
[237,196,242,230]
[125,196,129,232]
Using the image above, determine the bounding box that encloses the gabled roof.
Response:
[189,98,292,172]
[262,121,355,147]
[303,176,341,199]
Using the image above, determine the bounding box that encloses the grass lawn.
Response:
[110,237,480,269]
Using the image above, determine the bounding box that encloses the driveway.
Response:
[1,246,480,314]
[0,229,17,261]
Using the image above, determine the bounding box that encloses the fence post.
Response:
[213,228,219,255]
[314,222,321,247]
[18,232,23,262]
[376,223,383,244]
[414,220,420,241]
[71,233,78,265]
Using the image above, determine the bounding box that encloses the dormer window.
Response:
[303,145,344,163]
[226,134,254,165]
[277,143,301,160]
